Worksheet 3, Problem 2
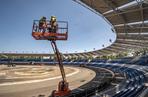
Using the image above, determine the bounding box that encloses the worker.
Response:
[48,16,58,33]
[39,16,47,32]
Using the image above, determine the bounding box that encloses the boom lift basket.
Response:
[32,20,68,41]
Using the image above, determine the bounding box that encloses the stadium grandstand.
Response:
[0,0,148,97]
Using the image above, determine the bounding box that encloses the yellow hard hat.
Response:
[51,16,56,21]
[51,16,56,18]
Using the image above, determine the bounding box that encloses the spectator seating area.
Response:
[0,55,147,97]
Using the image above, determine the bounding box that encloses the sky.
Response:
[0,0,116,54]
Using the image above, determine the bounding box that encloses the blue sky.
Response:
[0,0,116,53]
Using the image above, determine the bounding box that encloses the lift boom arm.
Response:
[51,40,66,82]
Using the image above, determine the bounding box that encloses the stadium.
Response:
[0,0,148,97]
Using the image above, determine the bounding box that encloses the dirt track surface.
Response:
[0,65,74,83]
[0,65,96,97]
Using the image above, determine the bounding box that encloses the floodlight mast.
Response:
[32,19,70,97]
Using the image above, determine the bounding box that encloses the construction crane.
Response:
[32,16,70,97]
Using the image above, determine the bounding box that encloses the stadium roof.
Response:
[71,0,148,57]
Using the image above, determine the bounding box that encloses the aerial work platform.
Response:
[32,17,70,97]
[32,20,68,41]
